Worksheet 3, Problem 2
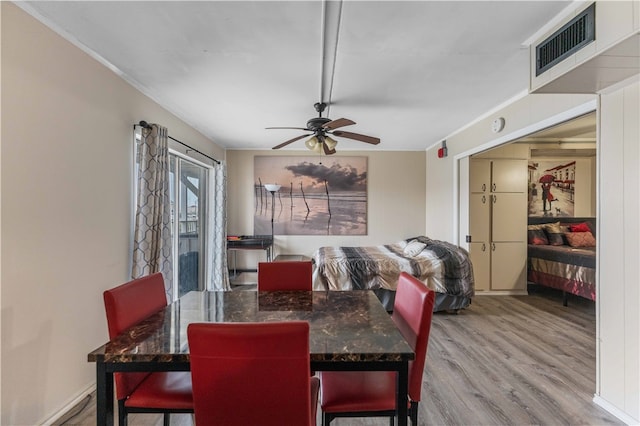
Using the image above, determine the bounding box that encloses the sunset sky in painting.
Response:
[254,156,368,192]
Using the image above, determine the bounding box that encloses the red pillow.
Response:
[569,222,591,233]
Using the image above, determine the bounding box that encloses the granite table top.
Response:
[88,290,414,365]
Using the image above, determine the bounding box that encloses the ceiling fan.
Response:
[267,102,380,155]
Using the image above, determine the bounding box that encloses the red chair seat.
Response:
[124,371,193,409]
[320,371,399,412]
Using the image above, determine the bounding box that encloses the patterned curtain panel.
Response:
[132,123,173,296]
[207,161,230,291]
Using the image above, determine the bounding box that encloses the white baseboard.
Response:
[39,383,96,426]
[593,395,639,426]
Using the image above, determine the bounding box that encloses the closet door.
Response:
[490,242,527,290]
[469,192,491,292]
[490,159,527,291]
[491,159,527,193]
[491,193,527,242]
[469,242,490,291]
[469,193,491,242]
[470,159,491,193]
[468,157,527,292]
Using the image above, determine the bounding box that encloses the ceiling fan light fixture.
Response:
[305,136,318,151]
[324,135,338,150]
[305,136,323,153]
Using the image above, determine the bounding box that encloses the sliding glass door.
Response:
[169,155,208,299]
[133,127,212,300]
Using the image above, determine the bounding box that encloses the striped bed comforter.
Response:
[312,236,475,298]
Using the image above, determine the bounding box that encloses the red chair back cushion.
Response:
[258,261,313,291]
[103,272,168,399]
[188,321,313,426]
[391,272,435,402]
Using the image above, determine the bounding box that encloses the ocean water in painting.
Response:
[255,191,367,235]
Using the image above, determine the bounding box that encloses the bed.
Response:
[527,217,596,305]
[312,236,475,312]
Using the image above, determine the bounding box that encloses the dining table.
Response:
[88,290,415,426]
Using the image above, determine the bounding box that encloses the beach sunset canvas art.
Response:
[254,156,368,235]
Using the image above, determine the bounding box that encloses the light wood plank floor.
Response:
[59,288,623,426]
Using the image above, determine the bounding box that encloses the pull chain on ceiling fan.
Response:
[266,0,380,155]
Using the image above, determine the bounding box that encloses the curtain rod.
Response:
[137,121,220,164]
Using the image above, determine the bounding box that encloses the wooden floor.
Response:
[60,288,623,426]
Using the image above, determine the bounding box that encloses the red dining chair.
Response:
[258,260,313,291]
[103,273,193,426]
[319,272,435,426]
[188,321,320,426]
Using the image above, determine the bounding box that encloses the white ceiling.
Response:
[517,111,596,158]
[19,1,573,152]
[518,112,596,143]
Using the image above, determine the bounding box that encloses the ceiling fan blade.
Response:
[272,134,311,150]
[332,131,380,145]
[266,127,310,131]
[323,118,355,131]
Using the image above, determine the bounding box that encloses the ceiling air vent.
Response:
[536,3,595,76]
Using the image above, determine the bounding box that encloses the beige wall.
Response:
[573,157,597,217]
[597,80,639,422]
[0,4,224,424]
[226,150,426,268]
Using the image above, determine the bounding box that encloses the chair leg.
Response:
[410,401,419,426]
[117,400,127,426]
[163,413,171,426]
[389,415,395,426]
[322,412,333,426]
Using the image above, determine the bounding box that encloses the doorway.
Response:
[169,155,209,300]
[458,110,599,401]
[462,112,596,294]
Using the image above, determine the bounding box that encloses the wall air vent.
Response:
[536,3,595,76]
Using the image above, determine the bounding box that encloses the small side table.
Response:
[274,254,311,262]
[227,235,273,277]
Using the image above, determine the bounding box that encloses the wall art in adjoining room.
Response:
[254,156,368,235]
[528,160,575,217]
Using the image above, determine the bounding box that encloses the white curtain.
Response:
[131,123,173,296]
[206,160,230,291]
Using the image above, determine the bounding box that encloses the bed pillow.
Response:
[543,222,566,246]
[403,240,426,256]
[569,222,591,233]
[527,229,549,245]
[527,224,546,231]
[564,231,596,247]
